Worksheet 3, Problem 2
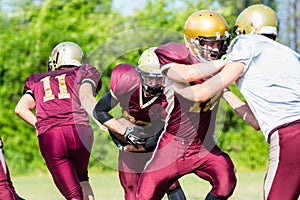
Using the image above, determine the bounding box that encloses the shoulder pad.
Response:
[155,42,198,65]
[110,64,140,96]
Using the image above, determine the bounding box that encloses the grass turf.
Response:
[13,171,265,200]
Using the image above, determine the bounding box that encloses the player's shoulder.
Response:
[26,70,52,82]
[110,63,140,96]
[155,42,197,65]
[112,63,136,75]
[156,42,187,55]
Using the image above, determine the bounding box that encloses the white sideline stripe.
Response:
[264,131,279,199]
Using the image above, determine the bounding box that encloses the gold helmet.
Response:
[184,10,230,61]
[48,41,84,71]
[137,47,163,97]
[233,4,278,37]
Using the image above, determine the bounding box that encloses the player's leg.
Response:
[264,124,300,200]
[193,145,236,200]
[72,125,95,200]
[80,181,94,200]
[137,134,182,200]
[0,138,24,200]
[119,170,140,200]
[38,127,83,200]
[118,149,153,200]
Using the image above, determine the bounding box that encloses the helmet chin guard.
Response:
[142,84,163,97]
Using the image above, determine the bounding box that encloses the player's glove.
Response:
[123,127,148,148]
[142,128,163,151]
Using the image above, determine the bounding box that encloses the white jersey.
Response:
[226,34,300,140]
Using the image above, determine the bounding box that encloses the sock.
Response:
[167,186,186,200]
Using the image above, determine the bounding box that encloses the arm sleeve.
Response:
[93,91,119,124]
[226,36,254,74]
[79,64,102,96]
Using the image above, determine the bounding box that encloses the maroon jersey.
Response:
[0,137,20,200]
[155,42,221,140]
[23,64,101,135]
[110,63,167,129]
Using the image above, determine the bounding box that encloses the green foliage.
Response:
[0,0,274,175]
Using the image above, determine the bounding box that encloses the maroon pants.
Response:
[265,121,300,200]
[38,125,93,200]
[118,150,181,200]
[0,148,20,200]
[137,133,236,200]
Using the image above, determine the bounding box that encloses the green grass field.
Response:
[13,171,265,200]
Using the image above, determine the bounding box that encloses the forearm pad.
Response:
[93,92,118,124]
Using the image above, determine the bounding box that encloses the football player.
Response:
[0,137,24,200]
[162,4,300,200]
[137,10,259,200]
[93,47,186,200]
[15,42,101,200]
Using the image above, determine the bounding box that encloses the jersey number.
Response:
[41,74,71,102]
[189,91,221,113]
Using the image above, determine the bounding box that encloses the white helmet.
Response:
[233,4,278,40]
[137,47,163,97]
[48,41,84,71]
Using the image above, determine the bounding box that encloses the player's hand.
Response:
[123,127,148,148]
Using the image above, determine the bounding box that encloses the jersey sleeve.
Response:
[79,64,102,96]
[155,42,198,65]
[226,35,255,73]
[22,75,35,99]
[110,64,140,96]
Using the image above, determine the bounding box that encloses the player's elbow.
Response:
[15,102,26,117]
[14,105,22,117]
[192,86,212,102]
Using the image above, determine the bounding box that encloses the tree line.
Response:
[0,0,274,175]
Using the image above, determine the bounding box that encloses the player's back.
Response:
[24,64,101,134]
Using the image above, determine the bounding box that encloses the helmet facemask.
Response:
[186,33,230,61]
[137,47,163,98]
[138,69,163,97]
[184,10,231,62]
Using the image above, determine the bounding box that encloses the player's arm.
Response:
[170,61,245,102]
[79,82,98,117]
[15,93,37,127]
[123,127,163,152]
[222,89,260,130]
[162,59,226,83]
[93,91,126,134]
[79,81,107,131]
[93,92,148,147]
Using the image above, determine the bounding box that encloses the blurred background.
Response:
[0,0,299,186]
